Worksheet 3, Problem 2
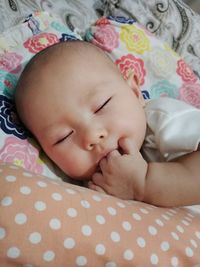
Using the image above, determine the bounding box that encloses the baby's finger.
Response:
[119,138,138,155]
[108,149,121,158]
[88,181,107,194]
[92,171,106,186]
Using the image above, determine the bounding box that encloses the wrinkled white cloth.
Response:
[142,97,200,162]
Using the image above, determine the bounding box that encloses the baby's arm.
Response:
[144,150,200,207]
[89,138,200,207]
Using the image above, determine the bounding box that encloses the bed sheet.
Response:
[0,0,200,78]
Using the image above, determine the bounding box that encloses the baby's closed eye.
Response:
[54,130,73,145]
[94,97,112,113]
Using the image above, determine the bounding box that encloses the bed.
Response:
[0,1,200,266]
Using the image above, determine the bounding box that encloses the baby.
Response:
[15,40,200,207]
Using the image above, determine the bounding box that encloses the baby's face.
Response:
[25,55,146,180]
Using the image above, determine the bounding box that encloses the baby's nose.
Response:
[83,127,107,150]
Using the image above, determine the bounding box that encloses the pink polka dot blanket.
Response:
[0,163,200,266]
[85,16,200,107]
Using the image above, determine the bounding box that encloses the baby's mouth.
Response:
[118,146,124,155]
[96,146,124,173]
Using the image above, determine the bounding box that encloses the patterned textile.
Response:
[86,17,200,107]
[1,0,199,77]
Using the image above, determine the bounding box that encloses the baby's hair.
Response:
[15,40,118,102]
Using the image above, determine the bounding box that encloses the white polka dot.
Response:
[95,244,106,255]
[195,231,200,239]
[182,220,190,226]
[190,239,198,248]
[150,254,159,265]
[107,207,117,216]
[29,232,42,244]
[124,249,134,260]
[81,200,90,208]
[162,214,170,220]
[7,247,20,258]
[5,175,16,182]
[122,221,132,231]
[65,188,77,195]
[148,226,157,235]
[81,225,92,236]
[76,256,87,266]
[34,201,46,211]
[140,208,149,214]
[37,181,47,188]
[110,231,120,242]
[176,225,184,233]
[171,257,179,267]
[105,262,117,267]
[23,264,34,267]
[161,241,170,251]
[132,213,141,221]
[67,208,77,218]
[171,232,179,240]
[1,196,13,206]
[169,209,177,214]
[187,213,194,218]
[20,186,31,195]
[96,215,106,224]
[23,172,33,177]
[52,193,62,201]
[166,211,174,217]
[116,202,126,208]
[92,195,102,202]
[49,218,61,230]
[155,219,164,227]
[15,213,27,225]
[137,237,146,248]
[185,247,194,257]
[185,216,192,222]
[0,227,6,240]
[64,238,76,249]
[43,250,55,262]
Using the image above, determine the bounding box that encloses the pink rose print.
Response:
[115,54,146,85]
[24,32,59,53]
[96,17,111,26]
[179,83,200,108]
[92,24,119,52]
[177,59,197,83]
[0,52,23,74]
[0,136,43,174]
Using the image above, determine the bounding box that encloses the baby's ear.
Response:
[126,71,145,107]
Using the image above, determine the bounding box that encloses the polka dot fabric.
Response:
[0,164,200,266]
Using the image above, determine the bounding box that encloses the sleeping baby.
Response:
[15,40,200,207]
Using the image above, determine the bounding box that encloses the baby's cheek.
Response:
[59,152,95,180]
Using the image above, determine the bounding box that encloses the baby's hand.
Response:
[89,138,148,200]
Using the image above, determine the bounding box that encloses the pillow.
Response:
[85,16,200,108]
[0,163,200,266]
[0,11,82,180]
